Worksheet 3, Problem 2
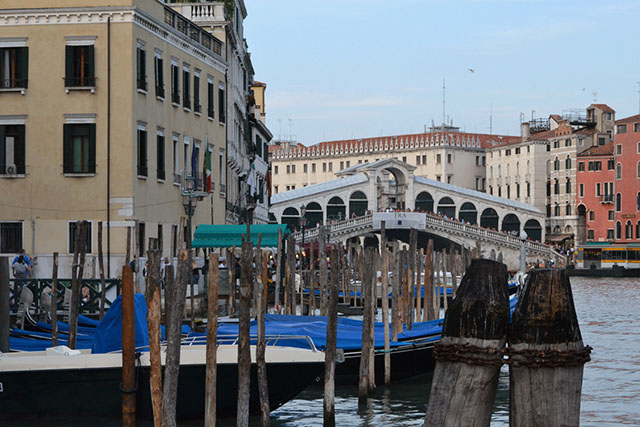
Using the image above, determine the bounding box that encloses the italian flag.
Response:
[204,146,212,193]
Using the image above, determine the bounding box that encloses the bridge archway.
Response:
[282,207,300,230]
[268,213,277,224]
[349,191,368,217]
[480,208,499,229]
[524,219,542,242]
[458,202,478,225]
[327,196,346,221]
[437,197,456,218]
[304,202,323,227]
[502,213,520,234]
[415,191,434,213]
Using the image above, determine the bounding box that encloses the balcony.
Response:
[65,76,96,90]
[1,78,28,91]
[601,194,614,204]
[514,175,520,184]
[525,173,531,182]
[163,4,224,57]
[505,176,511,185]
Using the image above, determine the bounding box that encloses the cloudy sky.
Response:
[244,0,640,145]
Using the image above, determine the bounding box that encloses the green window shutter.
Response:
[141,50,146,83]
[19,47,28,88]
[15,125,25,174]
[159,58,163,87]
[88,124,96,173]
[65,46,74,83]
[87,45,95,79]
[63,124,72,173]
[0,125,5,173]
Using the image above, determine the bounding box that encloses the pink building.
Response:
[613,114,640,241]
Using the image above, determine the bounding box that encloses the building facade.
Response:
[612,114,640,242]
[269,129,515,200]
[0,0,227,276]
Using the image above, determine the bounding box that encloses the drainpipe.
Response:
[107,16,111,276]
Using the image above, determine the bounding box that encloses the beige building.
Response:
[269,128,517,207]
[0,0,227,277]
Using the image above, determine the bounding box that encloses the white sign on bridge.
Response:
[373,212,426,229]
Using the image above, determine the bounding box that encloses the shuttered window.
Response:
[63,124,96,174]
[0,47,28,89]
[65,45,95,87]
[0,125,26,175]
[137,128,148,177]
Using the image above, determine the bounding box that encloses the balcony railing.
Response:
[601,194,614,204]
[65,76,96,87]
[156,85,165,98]
[157,169,166,180]
[183,98,191,110]
[137,79,148,91]
[1,78,28,89]
[171,92,180,104]
[194,103,202,114]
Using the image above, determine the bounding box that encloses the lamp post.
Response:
[300,204,307,269]
[181,175,198,250]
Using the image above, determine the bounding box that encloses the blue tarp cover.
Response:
[91,294,150,353]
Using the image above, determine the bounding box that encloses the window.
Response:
[171,61,180,104]
[567,203,572,215]
[138,222,145,257]
[578,162,584,171]
[207,77,214,119]
[616,144,622,155]
[565,156,571,169]
[137,126,147,177]
[156,131,165,180]
[637,222,640,238]
[579,183,584,197]
[554,179,559,195]
[635,123,640,133]
[0,124,25,175]
[0,221,22,253]
[182,66,191,109]
[303,163,307,173]
[607,112,612,120]
[274,165,278,175]
[218,150,225,190]
[616,193,621,211]
[617,124,627,134]
[607,229,614,240]
[547,180,551,197]
[626,221,633,239]
[609,210,615,221]
[507,185,511,198]
[218,84,225,123]
[286,165,290,174]
[598,137,606,146]
[616,222,622,239]
[554,157,560,170]
[292,164,296,173]
[193,71,201,113]
[637,162,640,178]
[527,182,530,197]
[565,139,571,147]
[447,175,452,184]
[346,161,350,167]
[0,46,28,89]
[595,182,600,196]
[63,124,95,174]
[68,221,92,253]
[329,162,333,172]
[423,155,427,165]
[498,165,502,177]
[312,163,316,173]
[447,154,452,164]
[588,210,595,221]
[616,163,622,179]
[516,183,520,199]
[322,162,326,172]
[436,154,441,164]
[436,175,441,182]
[402,156,407,163]
[136,44,147,91]
[515,148,521,155]
[65,45,95,87]
[554,140,560,149]
[416,155,420,165]
[546,204,551,216]
[587,230,594,240]
[154,54,164,98]
[498,186,501,197]
[608,159,614,170]
[274,185,278,194]
[172,135,179,182]
[554,204,560,216]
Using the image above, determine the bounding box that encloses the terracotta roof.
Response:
[615,114,640,125]
[549,114,565,122]
[588,103,615,113]
[252,81,267,87]
[578,141,613,157]
[573,127,598,136]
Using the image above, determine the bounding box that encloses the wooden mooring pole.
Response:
[98,222,107,319]
[257,250,270,427]
[204,253,219,427]
[509,268,591,427]
[145,239,163,427]
[380,222,391,385]
[0,257,9,352]
[121,264,136,427]
[51,252,59,347]
[319,225,328,316]
[358,247,375,404]
[69,221,88,349]
[323,244,340,426]
[424,259,509,427]
[236,231,253,427]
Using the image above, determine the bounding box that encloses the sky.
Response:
[244,0,640,145]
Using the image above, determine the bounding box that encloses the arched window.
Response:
[616,193,622,211]
[616,221,622,239]
[566,203,572,216]
[507,185,511,198]
[626,221,633,239]
[554,179,559,195]
[616,163,622,179]
[554,157,560,170]
[566,178,571,194]
[516,161,520,174]
[490,165,493,178]
[554,204,560,216]
[637,221,640,239]
[637,162,640,178]
[565,155,572,169]
[498,165,502,177]
[527,160,530,173]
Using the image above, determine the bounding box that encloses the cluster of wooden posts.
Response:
[424,260,591,427]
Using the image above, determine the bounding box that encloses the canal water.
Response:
[260,277,640,426]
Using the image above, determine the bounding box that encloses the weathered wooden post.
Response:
[358,247,375,404]
[391,241,401,340]
[309,238,315,315]
[380,223,391,385]
[275,227,282,310]
[416,248,423,323]
[287,234,296,315]
[0,257,9,352]
[145,239,163,427]
[236,233,253,427]
[449,243,457,296]
[424,259,509,427]
[324,244,340,426]
[162,249,189,427]
[121,264,136,427]
[408,229,417,328]
[69,220,88,349]
[256,250,270,427]
[228,246,236,317]
[318,225,328,316]
[98,222,107,319]
[509,268,592,427]
[204,253,219,427]
[423,240,433,322]
[51,252,59,346]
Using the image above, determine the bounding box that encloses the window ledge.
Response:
[172,102,180,108]
[208,116,214,122]
[137,88,148,95]
[173,181,181,187]
[64,173,95,177]
[156,96,165,102]
[219,192,226,198]
[137,175,148,180]
[66,87,96,94]
[194,111,202,117]
[0,173,26,179]
[183,108,191,113]
[0,88,26,95]
[219,121,225,126]
[157,179,165,183]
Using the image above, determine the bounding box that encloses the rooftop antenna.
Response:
[442,78,446,129]
[288,118,293,142]
[489,103,493,134]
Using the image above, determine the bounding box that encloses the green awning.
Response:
[192,224,289,248]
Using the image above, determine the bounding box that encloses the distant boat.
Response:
[0,343,325,421]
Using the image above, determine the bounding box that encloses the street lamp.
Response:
[300,204,307,269]
[182,175,199,249]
